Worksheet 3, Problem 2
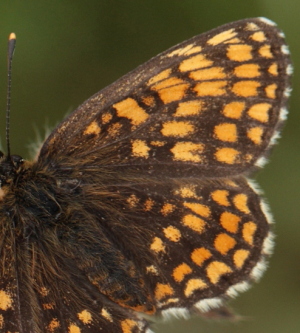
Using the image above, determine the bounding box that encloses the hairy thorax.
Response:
[0,159,156,318]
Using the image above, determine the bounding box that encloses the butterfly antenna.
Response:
[6,33,16,158]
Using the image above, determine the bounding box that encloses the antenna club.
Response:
[9,33,16,41]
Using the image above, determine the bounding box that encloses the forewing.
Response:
[39,18,291,178]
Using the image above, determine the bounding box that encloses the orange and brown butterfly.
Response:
[0,18,292,333]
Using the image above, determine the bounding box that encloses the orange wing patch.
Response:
[161,121,195,137]
[214,123,238,143]
[232,80,260,97]
[250,31,266,42]
[194,81,227,96]
[227,44,253,61]
[211,190,230,206]
[77,310,93,324]
[214,233,236,254]
[207,28,237,45]
[163,226,182,242]
[247,126,264,144]
[179,54,213,72]
[191,247,212,266]
[0,290,13,310]
[259,44,273,58]
[234,64,260,78]
[173,263,192,282]
[215,148,240,164]
[131,139,150,158]
[148,68,172,85]
[233,249,250,268]
[223,101,245,119]
[83,121,101,135]
[206,262,233,284]
[182,214,206,233]
[171,142,204,162]
[184,279,207,297]
[113,98,149,126]
[189,67,226,80]
[220,212,241,233]
[174,100,204,117]
[248,103,271,122]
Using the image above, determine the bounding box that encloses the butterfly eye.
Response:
[0,155,23,186]
[11,154,24,168]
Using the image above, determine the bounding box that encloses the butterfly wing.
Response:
[39,17,290,179]
[98,176,272,315]
[0,18,291,333]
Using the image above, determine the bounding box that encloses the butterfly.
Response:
[0,17,291,333]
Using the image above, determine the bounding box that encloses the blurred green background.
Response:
[0,1,299,332]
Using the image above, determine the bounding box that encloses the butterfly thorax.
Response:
[0,156,157,323]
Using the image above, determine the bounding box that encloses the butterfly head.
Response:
[0,152,24,187]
